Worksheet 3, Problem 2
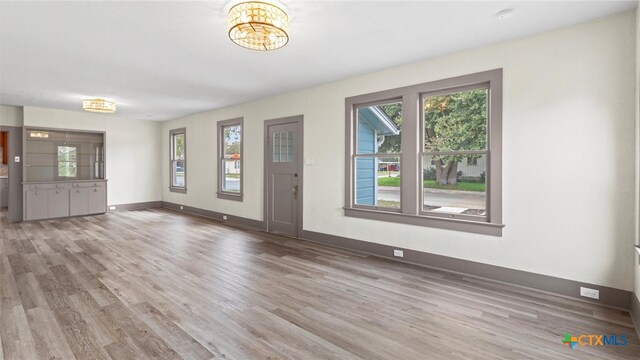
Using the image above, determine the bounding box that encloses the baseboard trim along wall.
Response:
[107,201,162,211]
[632,294,640,341]
[156,202,632,310]
[299,230,632,310]
[161,201,265,230]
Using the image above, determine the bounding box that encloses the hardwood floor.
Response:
[1,208,639,359]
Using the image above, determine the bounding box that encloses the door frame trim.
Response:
[263,115,304,237]
[0,125,23,223]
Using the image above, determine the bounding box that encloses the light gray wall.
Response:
[0,105,23,127]
[162,12,637,292]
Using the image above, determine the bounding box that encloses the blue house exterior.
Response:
[355,106,399,206]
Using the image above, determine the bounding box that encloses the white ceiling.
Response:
[0,0,637,121]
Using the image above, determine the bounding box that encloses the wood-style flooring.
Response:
[1,208,639,359]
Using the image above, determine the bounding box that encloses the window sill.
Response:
[169,187,187,194]
[216,192,243,202]
[343,207,504,236]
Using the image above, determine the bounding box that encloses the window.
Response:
[345,69,503,236]
[354,101,402,209]
[217,118,243,201]
[170,128,186,193]
[57,145,77,179]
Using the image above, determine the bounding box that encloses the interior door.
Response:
[266,118,302,237]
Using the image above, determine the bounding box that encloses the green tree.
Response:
[174,134,185,160]
[224,126,241,156]
[424,89,487,185]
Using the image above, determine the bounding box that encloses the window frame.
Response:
[216,118,244,201]
[344,69,503,236]
[169,128,187,193]
[352,98,403,212]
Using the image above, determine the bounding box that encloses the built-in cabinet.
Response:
[23,128,107,221]
[0,177,7,208]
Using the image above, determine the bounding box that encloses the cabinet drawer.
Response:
[73,182,105,188]
[28,183,71,190]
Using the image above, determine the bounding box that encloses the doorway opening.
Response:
[0,131,8,223]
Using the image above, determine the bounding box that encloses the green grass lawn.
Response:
[378,177,485,192]
[377,170,400,178]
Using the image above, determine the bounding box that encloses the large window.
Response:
[217,118,243,201]
[345,69,503,236]
[170,128,186,193]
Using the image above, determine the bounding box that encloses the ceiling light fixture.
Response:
[82,98,116,113]
[228,1,289,51]
[496,9,514,19]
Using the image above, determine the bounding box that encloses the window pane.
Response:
[222,159,241,193]
[355,156,400,209]
[273,132,280,162]
[223,125,241,157]
[57,146,76,162]
[424,88,487,152]
[287,131,294,162]
[173,160,185,187]
[422,154,486,216]
[57,146,77,177]
[173,133,185,159]
[356,102,402,154]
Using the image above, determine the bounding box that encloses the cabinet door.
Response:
[88,187,106,214]
[70,188,89,216]
[48,189,70,218]
[25,190,48,220]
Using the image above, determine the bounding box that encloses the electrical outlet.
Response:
[580,287,599,300]
[109,206,116,211]
[222,215,228,220]
[393,249,404,258]
[179,206,184,210]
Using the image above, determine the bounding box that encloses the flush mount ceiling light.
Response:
[228,1,289,51]
[496,9,514,19]
[82,98,116,113]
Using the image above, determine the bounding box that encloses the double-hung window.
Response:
[217,118,243,201]
[345,69,503,235]
[56,144,78,179]
[169,128,186,193]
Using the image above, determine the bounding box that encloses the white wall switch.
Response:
[580,287,599,299]
[14,156,20,163]
[393,249,404,258]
